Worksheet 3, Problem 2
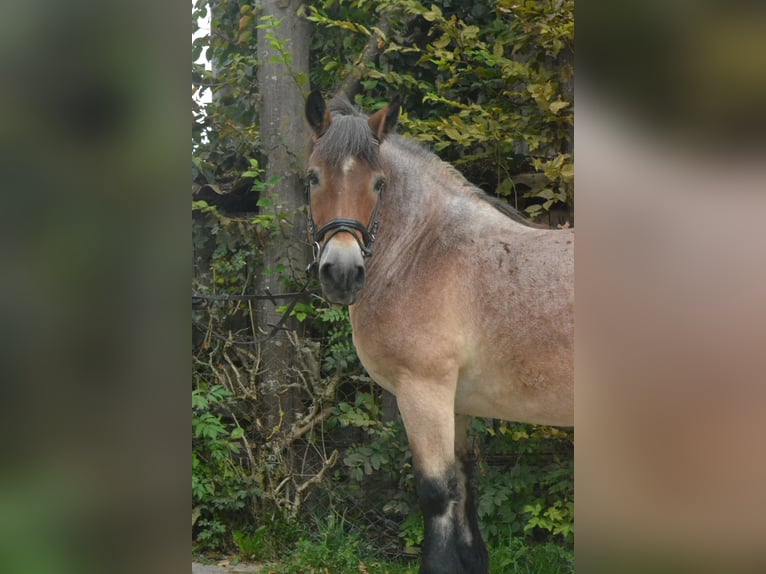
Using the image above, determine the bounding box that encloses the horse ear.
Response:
[369,96,400,141]
[306,90,331,138]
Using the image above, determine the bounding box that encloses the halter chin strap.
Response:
[306,181,382,275]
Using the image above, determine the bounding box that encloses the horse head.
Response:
[304,90,399,305]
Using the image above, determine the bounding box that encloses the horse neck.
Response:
[359,141,464,287]
[382,140,461,225]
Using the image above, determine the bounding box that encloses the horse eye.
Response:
[374,178,385,194]
[307,172,320,187]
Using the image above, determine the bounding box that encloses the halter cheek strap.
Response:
[305,181,382,275]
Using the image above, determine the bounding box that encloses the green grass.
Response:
[257,514,571,574]
[271,538,572,573]
[268,514,417,574]
[490,538,574,574]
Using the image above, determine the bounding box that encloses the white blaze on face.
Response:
[341,156,356,176]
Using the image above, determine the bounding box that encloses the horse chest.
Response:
[349,329,398,395]
[349,301,464,396]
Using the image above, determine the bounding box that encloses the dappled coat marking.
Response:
[305,91,573,574]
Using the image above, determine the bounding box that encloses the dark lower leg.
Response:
[417,460,488,574]
[456,456,488,571]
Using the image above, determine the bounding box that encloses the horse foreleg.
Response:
[396,385,489,574]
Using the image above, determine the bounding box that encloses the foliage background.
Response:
[193,0,573,569]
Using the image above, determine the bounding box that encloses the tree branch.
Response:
[292,449,339,516]
[340,18,391,100]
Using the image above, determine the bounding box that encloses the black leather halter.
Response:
[305,180,382,274]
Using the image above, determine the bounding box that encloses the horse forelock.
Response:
[312,98,380,169]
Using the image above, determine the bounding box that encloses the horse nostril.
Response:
[319,261,365,294]
[353,264,366,291]
[318,262,335,285]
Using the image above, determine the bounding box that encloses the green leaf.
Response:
[432,34,451,49]
[422,5,443,22]
[461,25,480,40]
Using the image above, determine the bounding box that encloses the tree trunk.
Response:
[256,0,311,434]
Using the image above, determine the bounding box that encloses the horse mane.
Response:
[478,193,546,228]
[321,96,541,228]
[388,134,541,228]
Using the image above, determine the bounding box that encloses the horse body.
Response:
[304,92,573,574]
[351,136,573,427]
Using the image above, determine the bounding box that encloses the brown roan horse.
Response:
[304,91,573,574]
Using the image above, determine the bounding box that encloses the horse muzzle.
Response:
[318,237,366,305]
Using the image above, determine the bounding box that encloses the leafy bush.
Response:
[474,420,574,547]
[192,383,251,550]
[306,0,574,221]
[314,305,361,374]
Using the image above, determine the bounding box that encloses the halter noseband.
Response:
[305,180,382,274]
